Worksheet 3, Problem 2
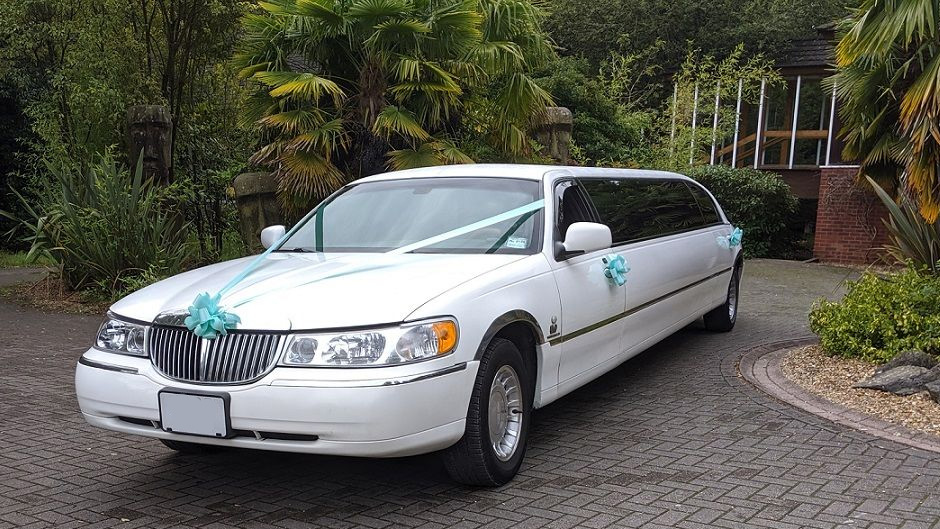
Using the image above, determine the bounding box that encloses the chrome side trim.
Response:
[271,362,469,388]
[548,266,734,346]
[78,356,139,375]
[381,362,468,386]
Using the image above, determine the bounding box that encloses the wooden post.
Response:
[753,78,766,169]
[825,81,837,166]
[709,81,721,165]
[788,75,802,169]
[126,105,173,185]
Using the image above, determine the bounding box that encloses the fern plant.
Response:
[1,152,189,296]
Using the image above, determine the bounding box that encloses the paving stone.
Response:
[1,260,939,528]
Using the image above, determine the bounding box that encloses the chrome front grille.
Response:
[148,326,284,384]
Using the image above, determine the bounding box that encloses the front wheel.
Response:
[703,265,740,332]
[442,338,532,486]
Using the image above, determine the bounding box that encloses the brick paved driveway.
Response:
[2,260,939,529]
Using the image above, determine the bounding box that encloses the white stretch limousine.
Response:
[76,165,743,486]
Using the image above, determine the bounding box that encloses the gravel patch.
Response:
[782,345,940,437]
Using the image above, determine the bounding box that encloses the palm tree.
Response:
[234,0,554,213]
[833,0,940,222]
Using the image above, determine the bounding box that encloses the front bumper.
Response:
[75,349,477,457]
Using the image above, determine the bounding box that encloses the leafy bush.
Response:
[2,153,188,297]
[809,268,940,362]
[687,165,799,258]
[532,57,648,165]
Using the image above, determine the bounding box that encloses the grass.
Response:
[0,250,49,268]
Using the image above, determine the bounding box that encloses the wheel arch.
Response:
[474,310,544,403]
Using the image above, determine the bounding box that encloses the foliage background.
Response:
[0,0,861,299]
[688,165,801,259]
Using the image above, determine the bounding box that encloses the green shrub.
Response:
[532,57,647,165]
[687,165,800,258]
[2,152,188,298]
[809,268,940,362]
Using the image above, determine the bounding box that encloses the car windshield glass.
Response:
[279,177,543,254]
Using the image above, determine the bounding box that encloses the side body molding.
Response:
[473,309,546,360]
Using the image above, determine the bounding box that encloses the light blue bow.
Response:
[717,227,743,249]
[603,254,629,287]
[184,292,241,339]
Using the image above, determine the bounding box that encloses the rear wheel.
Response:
[442,338,532,486]
[703,265,740,332]
[160,439,225,454]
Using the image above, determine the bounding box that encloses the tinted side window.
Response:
[580,178,705,243]
[685,182,722,225]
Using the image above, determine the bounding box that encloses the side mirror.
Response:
[559,222,612,258]
[260,225,286,249]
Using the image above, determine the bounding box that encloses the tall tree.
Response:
[834,0,940,222]
[544,0,853,68]
[234,0,554,214]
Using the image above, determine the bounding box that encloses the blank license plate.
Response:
[159,391,229,438]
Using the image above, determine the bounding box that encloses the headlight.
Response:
[95,318,147,356]
[280,319,458,367]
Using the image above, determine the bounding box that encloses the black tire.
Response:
[159,439,224,454]
[442,337,532,486]
[703,265,741,332]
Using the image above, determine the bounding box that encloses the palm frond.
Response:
[387,142,441,170]
[496,72,553,124]
[348,0,409,19]
[258,108,331,133]
[277,150,348,214]
[469,40,523,72]
[287,118,349,155]
[432,139,474,164]
[253,71,346,105]
[372,105,431,141]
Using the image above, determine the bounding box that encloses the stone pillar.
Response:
[813,166,892,264]
[532,107,573,163]
[126,105,173,185]
[233,172,284,252]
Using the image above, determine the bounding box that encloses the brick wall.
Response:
[813,166,892,264]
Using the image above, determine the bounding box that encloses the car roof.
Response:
[353,164,693,184]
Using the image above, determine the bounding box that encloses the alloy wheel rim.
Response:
[488,365,523,462]
[728,272,739,321]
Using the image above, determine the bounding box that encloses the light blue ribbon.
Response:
[603,254,629,287]
[184,199,545,339]
[717,226,743,250]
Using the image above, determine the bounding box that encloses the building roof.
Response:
[778,24,837,69]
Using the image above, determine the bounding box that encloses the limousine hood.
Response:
[110,252,527,330]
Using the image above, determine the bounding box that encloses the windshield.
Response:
[279,177,543,254]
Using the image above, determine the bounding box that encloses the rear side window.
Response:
[685,182,722,225]
[580,178,707,244]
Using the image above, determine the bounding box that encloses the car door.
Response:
[548,179,627,388]
[579,177,728,354]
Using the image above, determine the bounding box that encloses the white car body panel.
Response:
[75,164,741,457]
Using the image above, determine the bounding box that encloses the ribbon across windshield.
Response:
[183,196,545,339]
